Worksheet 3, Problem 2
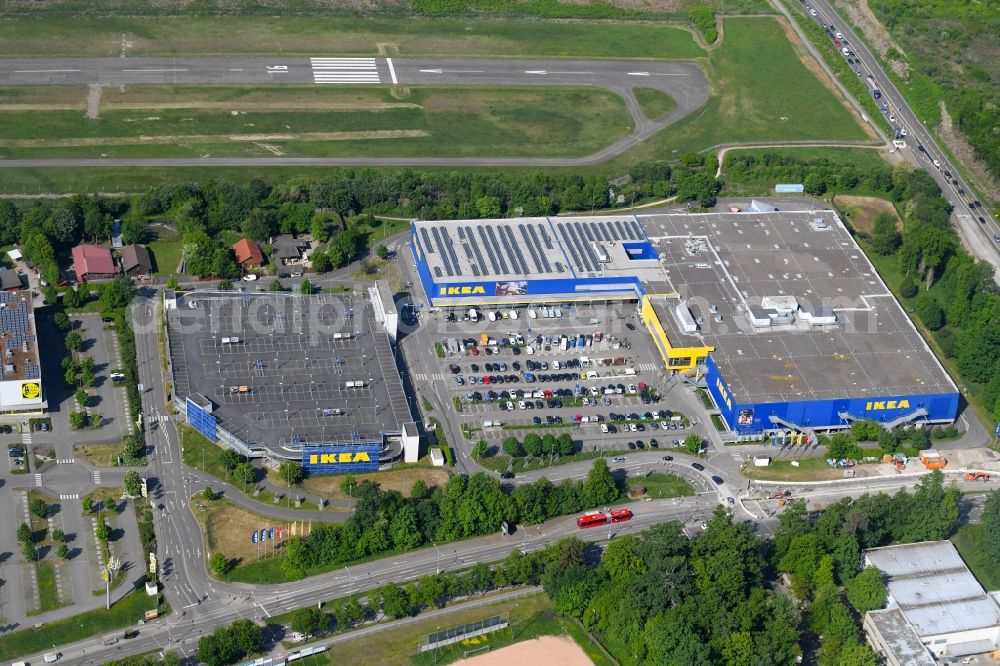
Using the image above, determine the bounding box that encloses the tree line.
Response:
[0,161,722,280]
[271,460,622,581]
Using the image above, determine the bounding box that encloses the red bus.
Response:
[576,508,633,529]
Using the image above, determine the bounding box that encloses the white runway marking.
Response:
[14,69,80,73]
[386,57,398,84]
[122,68,188,72]
[311,57,380,84]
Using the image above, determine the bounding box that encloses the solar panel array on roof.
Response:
[499,226,527,275]
[419,227,435,254]
[485,226,510,275]
[521,224,552,273]
[440,228,463,277]
[537,223,554,250]
[0,294,33,349]
[475,226,499,274]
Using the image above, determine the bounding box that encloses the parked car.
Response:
[612,456,626,463]
[691,462,705,471]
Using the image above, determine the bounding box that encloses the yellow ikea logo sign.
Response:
[715,377,732,411]
[309,452,372,465]
[21,382,40,399]
[865,399,910,411]
[439,286,486,296]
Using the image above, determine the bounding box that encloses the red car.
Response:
[482,376,491,384]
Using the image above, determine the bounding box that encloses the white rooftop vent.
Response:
[761,295,798,314]
[673,302,698,334]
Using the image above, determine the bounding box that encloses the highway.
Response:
[794,0,1000,278]
[0,56,709,168]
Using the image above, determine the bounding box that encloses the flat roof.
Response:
[638,210,957,403]
[866,541,1000,639]
[0,291,40,381]
[167,292,411,455]
[866,608,935,666]
[412,216,663,284]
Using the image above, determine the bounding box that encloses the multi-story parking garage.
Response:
[166,291,419,471]
[409,210,959,437]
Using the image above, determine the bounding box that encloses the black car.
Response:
[500,472,515,479]
[8,447,24,458]
[691,462,705,471]
[625,322,636,330]
[649,439,659,449]
[535,400,544,409]
[662,455,673,461]
[627,441,636,450]
[711,475,724,485]
[980,217,987,224]
[533,416,542,425]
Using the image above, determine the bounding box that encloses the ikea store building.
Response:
[410,210,959,437]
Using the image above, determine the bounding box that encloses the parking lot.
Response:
[426,302,700,452]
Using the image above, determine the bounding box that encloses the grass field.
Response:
[627,472,694,499]
[148,238,183,276]
[833,194,902,234]
[0,16,704,59]
[0,17,870,194]
[297,590,611,666]
[299,466,450,500]
[627,17,870,162]
[179,425,324,512]
[35,561,63,613]
[0,587,166,662]
[0,86,632,160]
[193,496,297,572]
[951,524,1000,591]
[73,442,126,468]
[745,457,843,481]
[633,87,677,120]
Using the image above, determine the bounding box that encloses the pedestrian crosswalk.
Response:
[59,493,79,500]
[56,458,75,465]
[92,470,101,484]
[638,363,658,373]
[310,57,380,84]
[33,473,42,485]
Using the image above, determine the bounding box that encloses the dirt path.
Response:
[85,84,101,119]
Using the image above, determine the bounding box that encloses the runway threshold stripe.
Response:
[386,57,398,84]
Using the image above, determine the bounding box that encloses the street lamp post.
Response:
[432,542,441,574]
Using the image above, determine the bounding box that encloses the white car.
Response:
[889,114,896,122]
[242,274,258,281]
[506,401,515,411]
[810,8,818,16]
[835,31,843,38]
[518,400,526,410]
[933,159,941,168]
[627,384,637,393]
[600,423,609,433]
[900,127,908,136]
[528,309,537,319]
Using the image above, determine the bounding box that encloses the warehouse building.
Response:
[410,209,959,435]
[863,541,1000,662]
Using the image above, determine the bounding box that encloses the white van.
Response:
[45,653,61,663]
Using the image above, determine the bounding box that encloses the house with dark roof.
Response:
[232,238,265,269]
[0,268,22,292]
[271,235,308,266]
[72,244,118,284]
[121,244,153,277]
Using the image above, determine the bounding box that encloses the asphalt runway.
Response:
[0,55,710,167]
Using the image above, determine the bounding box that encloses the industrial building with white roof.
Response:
[863,541,1000,662]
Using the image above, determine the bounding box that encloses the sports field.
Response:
[0,86,632,159]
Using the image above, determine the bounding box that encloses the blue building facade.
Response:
[705,355,959,433]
